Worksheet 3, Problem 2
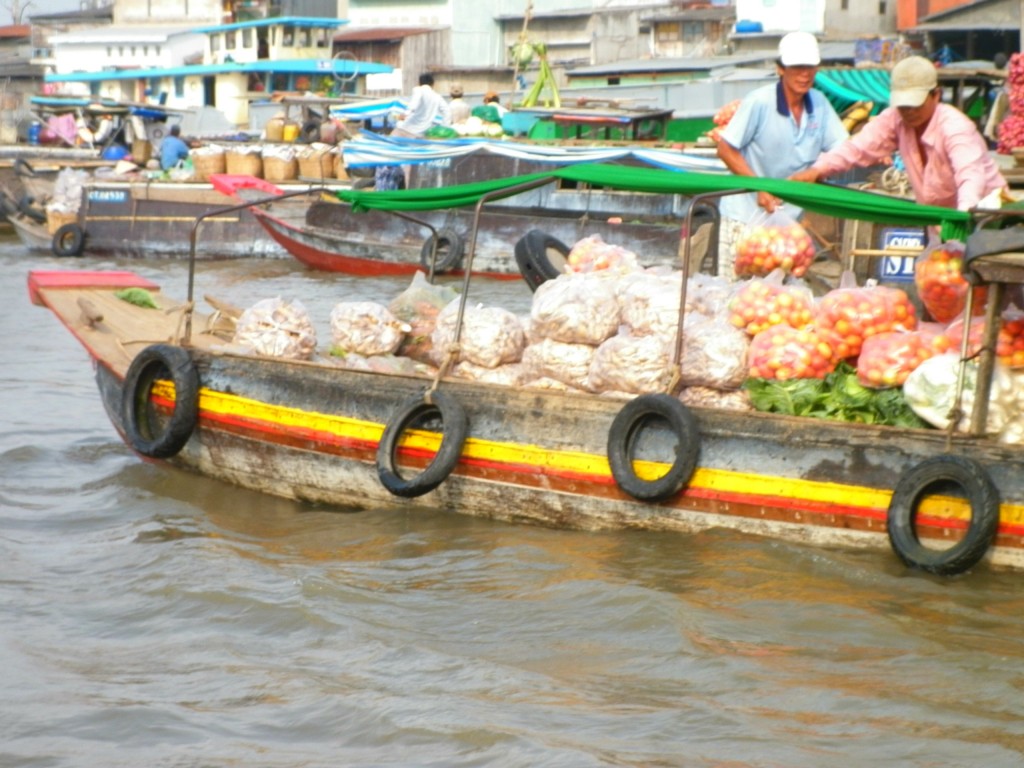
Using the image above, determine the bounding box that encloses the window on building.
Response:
[106,46,112,57]
[175,76,185,98]
[226,31,236,50]
[118,46,124,57]
[131,46,137,57]
[297,27,311,47]
[314,28,329,48]
[211,35,221,52]
[242,28,253,49]
[841,0,848,8]
[156,45,161,56]
[143,45,148,56]
[879,1,886,12]
[281,26,294,46]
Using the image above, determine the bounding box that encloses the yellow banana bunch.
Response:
[842,101,873,132]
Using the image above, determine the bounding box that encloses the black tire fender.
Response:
[121,344,200,459]
[887,455,1000,576]
[419,228,465,273]
[18,195,46,224]
[514,229,569,292]
[608,394,699,502]
[376,391,468,498]
[300,120,321,143]
[52,223,85,257]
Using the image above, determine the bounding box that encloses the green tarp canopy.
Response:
[814,69,891,115]
[335,163,971,241]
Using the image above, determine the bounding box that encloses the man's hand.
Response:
[756,191,779,212]
[789,168,822,184]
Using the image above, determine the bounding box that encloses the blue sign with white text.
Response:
[876,227,925,282]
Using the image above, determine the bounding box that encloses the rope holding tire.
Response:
[376,391,468,498]
[607,394,699,502]
[886,455,1000,576]
[121,344,200,459]
[419,228,465,273]
[514,229,569,292]
[52,223,85,257]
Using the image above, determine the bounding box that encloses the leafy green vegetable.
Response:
[114,287,158,309]
[743,362,930,428]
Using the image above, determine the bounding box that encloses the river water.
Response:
[4,236,1024,767]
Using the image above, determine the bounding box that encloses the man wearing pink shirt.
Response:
[791,56,1007,210]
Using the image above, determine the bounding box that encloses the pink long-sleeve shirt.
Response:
[811,103,1007,210]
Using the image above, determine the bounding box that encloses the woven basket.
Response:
[298,151,334,181]
[192,151,226,182]
[225,150,263,178]
[264,155,298,182]
[47,210,78,235]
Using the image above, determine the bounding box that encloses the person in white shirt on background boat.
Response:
[715,31,848,277]
[392,73,451,138]
[448,83,471,125]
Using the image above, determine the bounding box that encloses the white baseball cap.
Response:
[778,32,821,67]
[889,56,938,108]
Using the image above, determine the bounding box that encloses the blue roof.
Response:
[193,16,348,34]
[44,57,391,83]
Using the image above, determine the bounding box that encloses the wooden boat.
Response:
[29,164,1024,576]
[251,195,718,280]
[250,136,726,278]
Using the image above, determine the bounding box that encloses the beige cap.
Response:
[890,56,938,108]
[778,32,820,67]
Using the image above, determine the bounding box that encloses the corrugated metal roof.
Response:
[641,9,735,23]
[0,25,30,39]
[566,53,772,77]
[909,21,1018,31]
[565,41,855,78]
[333,26,438,43]
[28,6,113,24]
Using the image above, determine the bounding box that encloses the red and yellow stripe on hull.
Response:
[146,382,1024,547]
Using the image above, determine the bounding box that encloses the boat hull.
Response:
[75,181,314,259]
[258,198,714,277]
[83,345,1024,572]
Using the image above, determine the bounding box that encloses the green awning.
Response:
[815,69,890,114]
[335,164,971,241]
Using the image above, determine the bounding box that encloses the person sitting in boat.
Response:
[448,83,471,125]
[789,55,1008,211]
[715,32,848,278]
[392,73,450,138]
[484,91,508,119]
[160,125,191,171]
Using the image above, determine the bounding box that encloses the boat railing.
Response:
[183,186,332,344]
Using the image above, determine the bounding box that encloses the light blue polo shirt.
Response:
[718,81,847,222]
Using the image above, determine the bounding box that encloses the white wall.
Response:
[113,0,223,25]
[50,29,204,74]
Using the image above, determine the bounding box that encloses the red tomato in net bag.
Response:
[914,244,988,323]
[748,325,836,380]
[734,220,817,278]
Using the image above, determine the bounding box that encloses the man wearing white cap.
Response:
[716,31,848,276]
[791,55,1007,210]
